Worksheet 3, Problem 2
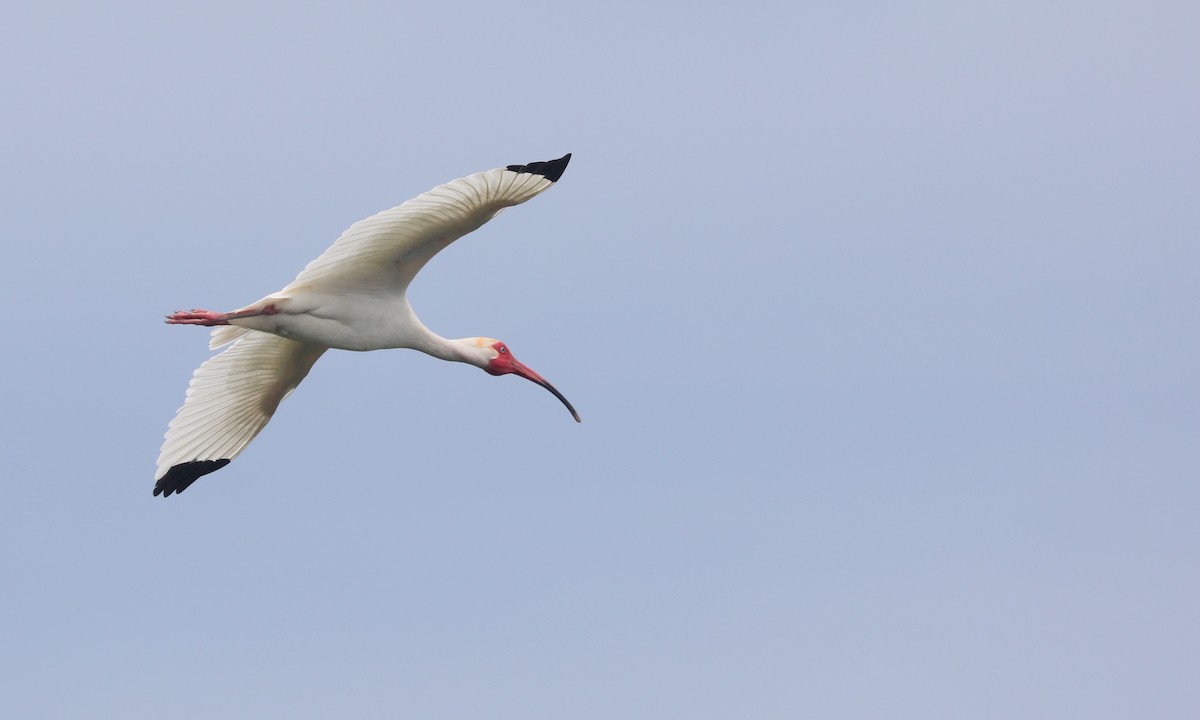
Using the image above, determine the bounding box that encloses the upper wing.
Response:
[154,331,328,497]
[280,154,571,297]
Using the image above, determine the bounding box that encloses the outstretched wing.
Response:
[280,154,571,297]
[154,331,328,496]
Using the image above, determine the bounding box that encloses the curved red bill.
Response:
[509,359,581,423]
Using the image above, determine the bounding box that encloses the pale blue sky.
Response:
[1,2,1197,718]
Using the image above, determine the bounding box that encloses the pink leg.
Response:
[165,304,279,326]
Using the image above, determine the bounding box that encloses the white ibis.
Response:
[154,153,577,497]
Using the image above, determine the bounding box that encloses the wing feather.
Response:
[154,331,328,496]
[280,154,570,296]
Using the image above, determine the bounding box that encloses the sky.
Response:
[1,1,1197,718]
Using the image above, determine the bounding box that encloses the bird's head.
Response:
[463,338,580,422]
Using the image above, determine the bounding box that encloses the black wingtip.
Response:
[153,459,230,497]
[506,153,572,182]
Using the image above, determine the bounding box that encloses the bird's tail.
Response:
[209,325,252,349]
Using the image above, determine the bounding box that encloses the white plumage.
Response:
[155,154,576,497]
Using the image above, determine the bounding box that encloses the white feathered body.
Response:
[154,155,572,496]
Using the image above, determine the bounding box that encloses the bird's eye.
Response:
[499,345,508,354]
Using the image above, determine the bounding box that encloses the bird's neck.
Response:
[410,330,484,367]
[386,301,479,366]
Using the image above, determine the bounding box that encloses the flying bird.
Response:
[154,153,577,497]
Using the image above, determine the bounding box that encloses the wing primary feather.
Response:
[154,460,231,497]
[506,153,571,182]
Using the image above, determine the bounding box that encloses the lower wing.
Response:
[155,331,327,496]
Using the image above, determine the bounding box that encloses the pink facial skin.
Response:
[484,341,580,422]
